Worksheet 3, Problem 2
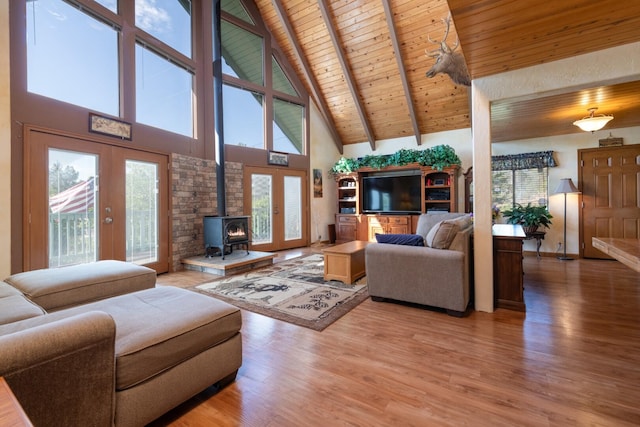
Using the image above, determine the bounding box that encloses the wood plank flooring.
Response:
[150,250,640,426]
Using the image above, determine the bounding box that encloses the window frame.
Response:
[219,1,309,156]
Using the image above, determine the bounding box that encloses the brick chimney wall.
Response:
[170,153,243,271]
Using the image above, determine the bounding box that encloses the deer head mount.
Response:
[425,14,471,86]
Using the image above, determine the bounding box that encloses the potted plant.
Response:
[501,203,553,234]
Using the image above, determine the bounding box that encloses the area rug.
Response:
[194,254,368,331]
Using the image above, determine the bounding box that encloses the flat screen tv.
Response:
[362,174,422,214]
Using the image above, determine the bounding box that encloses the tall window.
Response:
[219,0,308,155]
[223,84,264,148]
[136,43,194,137]
[25,0,195,137]
[26,0,120,116]
[134,0,194,137]
[492,151,556,212]
[135,0,192,58]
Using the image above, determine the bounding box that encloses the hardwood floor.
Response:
[151,250,640,426]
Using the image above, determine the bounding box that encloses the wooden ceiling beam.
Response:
[317,0,376,151]
[381,0,421,146]
[271,0,344,154]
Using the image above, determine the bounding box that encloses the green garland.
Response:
[329,145,461,175]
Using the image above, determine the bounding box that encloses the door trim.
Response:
[244,166,309,252]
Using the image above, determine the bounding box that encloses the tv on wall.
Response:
[362,173,422,214]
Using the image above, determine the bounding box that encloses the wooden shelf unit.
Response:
[334,173,359,243]
[423,166,459,214]
[336,174,358,215]
[333,165,459,242]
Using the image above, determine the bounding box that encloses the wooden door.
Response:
[24,127,169,273]
[244,166,308,252]
[579,144,640,259]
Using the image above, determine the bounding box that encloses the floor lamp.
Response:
[554,178,580,260]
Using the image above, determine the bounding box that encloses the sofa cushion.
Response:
[416,212,466,241]
[425,220,459,249]
[56,286,242,391]
[0,281,23,299]
[0,294,46,326]
[447,214,473,231]
[5,260,156,311]
[375,233,424,246]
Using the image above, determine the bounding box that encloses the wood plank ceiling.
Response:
[252,0,640,149]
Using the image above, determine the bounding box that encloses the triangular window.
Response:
[272,56,298,97]
[221,0,254,25]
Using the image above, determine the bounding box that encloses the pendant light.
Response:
[573,108,613,132]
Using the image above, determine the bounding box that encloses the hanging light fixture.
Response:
[573,107,613,132]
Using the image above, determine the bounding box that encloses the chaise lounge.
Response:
[0,260,242,426]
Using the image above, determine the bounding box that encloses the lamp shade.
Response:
[554,178,580,194]
[573,108,613,132]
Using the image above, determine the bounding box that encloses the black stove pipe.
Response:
[212,0,226,216]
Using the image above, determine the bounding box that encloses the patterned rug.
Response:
[194,254,368,331]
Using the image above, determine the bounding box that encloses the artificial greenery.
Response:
[502,203,553,230]
[329,145,461,175]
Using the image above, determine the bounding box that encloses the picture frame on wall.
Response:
[267,150,289,166]
[313,168,323,198]
[89,113,132,140]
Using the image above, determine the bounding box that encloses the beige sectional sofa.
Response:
[0,261,242,426]
[365,212,473,316]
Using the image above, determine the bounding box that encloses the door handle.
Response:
[104,217,113,224]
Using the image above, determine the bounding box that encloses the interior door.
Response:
[579,144,640,258]
[24,127,169,273]
[244,166,308,252]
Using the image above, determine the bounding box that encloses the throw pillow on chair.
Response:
[375,233,424,246]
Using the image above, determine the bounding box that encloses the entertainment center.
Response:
[334,164,459,243]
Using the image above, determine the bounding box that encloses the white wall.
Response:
[309,102,342,243]
[0,1,10,278]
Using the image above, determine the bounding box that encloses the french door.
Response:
[244,166,308,252]
[23,127,169,273]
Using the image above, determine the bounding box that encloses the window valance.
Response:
[491,151,556,171]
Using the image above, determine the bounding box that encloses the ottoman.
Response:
[0,286,243,426]
[4,260,157,311]
[60,286,243,426]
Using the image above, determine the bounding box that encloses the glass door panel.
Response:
[48,149,99,267]
[126,160,159,265]
[283,175,302,241]
[251,173,273,245]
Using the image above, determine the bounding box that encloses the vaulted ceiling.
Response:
[252,0,640,151]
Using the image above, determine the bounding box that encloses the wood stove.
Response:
[203,215,250,260]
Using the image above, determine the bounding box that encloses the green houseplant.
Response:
[329,145,461,175]
[502,203,553,234]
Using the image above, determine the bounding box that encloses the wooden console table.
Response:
[0,378,33,426]
[323,241,370,284]
[592,237,640,272]
[493,224,526,311]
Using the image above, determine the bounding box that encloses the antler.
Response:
[424,13,470,86]
[426,14,459,55]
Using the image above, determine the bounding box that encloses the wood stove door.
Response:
[244,167,308,252]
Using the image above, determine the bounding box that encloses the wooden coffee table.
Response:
[322,240,370,284]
